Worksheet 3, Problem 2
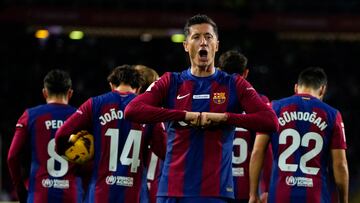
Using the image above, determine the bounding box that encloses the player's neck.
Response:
[191,65,215,77]
[297,89,321,99]
[46,96,68,105]
[114,85,137,94]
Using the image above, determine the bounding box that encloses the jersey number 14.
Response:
[105,128,142,173]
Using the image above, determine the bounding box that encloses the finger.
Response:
[197,112,202,126]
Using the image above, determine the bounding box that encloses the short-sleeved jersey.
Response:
[55,91,165,203]
[232,95,273,201]
[268,93,347,203]
[8,103,82,203]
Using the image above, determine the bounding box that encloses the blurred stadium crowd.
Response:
[0,0,360,202]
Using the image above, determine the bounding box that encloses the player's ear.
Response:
[183,40,189,52]
[243,69,249,79]
[294,84,298,94]
[42,88,48,99]
[67,89,73,100]
[215,40,219,52]
[135,87,141,94]
[319,85,327,100]
[109,82,115,90]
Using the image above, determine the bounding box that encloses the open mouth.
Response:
[199,50,208,60]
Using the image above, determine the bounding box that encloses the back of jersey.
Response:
[27,103,81,203]
[86,91,144,203]
[268,94,346,203]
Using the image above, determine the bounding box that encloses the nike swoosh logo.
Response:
[177,93,190,99]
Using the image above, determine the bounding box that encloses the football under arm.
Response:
[55,101,93,155]
[249,133,270,201]
[331,149,349,203]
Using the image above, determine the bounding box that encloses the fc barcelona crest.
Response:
[213,92,226,104]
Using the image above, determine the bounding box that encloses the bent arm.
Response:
[225,110,278,133]
[125,93,186,123]
[55,99,92,155]
[125,72,186,123]
[226,76,278,133]
[331,149,349,203]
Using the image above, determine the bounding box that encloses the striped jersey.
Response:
[8,103,82,203]
[55,91,166,203]
[232,95,273,200]
[146,152,164,203]
[125,68,278,198]
[268,93,347,203]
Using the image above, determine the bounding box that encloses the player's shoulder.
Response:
[258,93,270,104]
[270,96,294,110]
[27,103,58,113]
[213,69,239,85]
[93,91,137,104]
[273,94,339,113]
[317,99,339,114]
[27,104,47,112]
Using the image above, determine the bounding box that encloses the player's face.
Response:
[183,23,219,69]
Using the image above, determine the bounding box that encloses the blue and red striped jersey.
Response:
[146,152,164,203]
[55,91,166,203]
[8,103,82,203]
[125,68,275,199]
[268,93,347,203]
[232,94,273,200]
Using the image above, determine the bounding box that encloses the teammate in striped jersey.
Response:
[219,50,273,203]
[249,67,349,203]
[55,65,166,203]
[125,14,279,203]
[8,69,83,203]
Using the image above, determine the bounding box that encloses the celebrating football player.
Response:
[125,14,279,203]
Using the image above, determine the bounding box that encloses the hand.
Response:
[68,130,89,143]
[200,112,228,128]
[184,112,201,127]
[249,194,261,203]
[16,183,28,203]
[260,192,268,203]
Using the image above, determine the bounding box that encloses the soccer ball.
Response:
[64,130,94,164]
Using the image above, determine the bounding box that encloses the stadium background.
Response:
[0,0,359,202]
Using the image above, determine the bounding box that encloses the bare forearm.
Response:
[249,149,266,198]
[333,162,349,203]
[331,149,349,203]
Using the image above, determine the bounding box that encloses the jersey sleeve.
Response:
[225,75,279,133]
[259,94,270,106]
[55,98,93,155]
[330,111,347,149]
[7,110,30,193]
[125,72,186,123]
